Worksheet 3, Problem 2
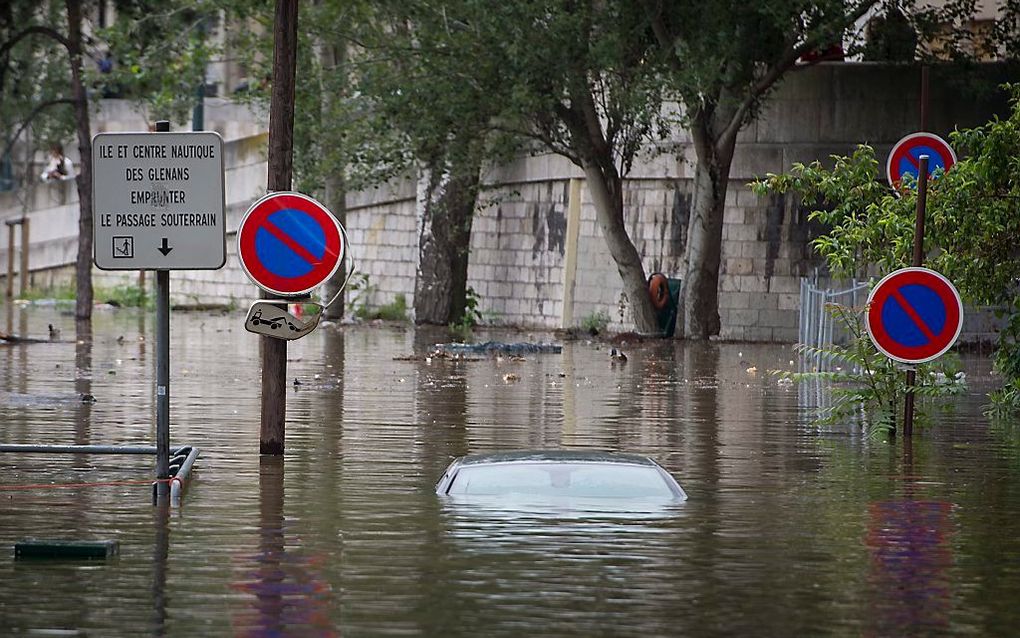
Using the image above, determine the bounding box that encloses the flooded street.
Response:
[3,303,1020,636]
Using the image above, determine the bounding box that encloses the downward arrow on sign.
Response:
[158,238,173,256]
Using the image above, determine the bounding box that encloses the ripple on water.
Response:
[3,307,1020,636]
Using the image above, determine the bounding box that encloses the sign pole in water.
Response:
[865,263,964,437]
[259,0,299,456]
[92,118,225,502]
[154,120,171,505]
[902,156,930,436]
[882,130,959,436]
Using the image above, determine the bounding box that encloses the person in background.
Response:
[40,143,74,182]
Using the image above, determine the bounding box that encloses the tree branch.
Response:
[643,0,683,74]
[0,25,72,59]
[489,120,581,166]
[718,0,881,149]
[1,98,76,165]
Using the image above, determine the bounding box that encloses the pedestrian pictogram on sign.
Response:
[886,132,956,190]
[237,191,345,297]
[865,267,964,365]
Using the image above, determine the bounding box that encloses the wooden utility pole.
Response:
[20,217,29,296]
[5,219,16,299]
[261,0,299,455]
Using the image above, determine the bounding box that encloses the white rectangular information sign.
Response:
[92,131,226,270]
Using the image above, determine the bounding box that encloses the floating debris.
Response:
[394,351,481,362]
[434,341,562,355]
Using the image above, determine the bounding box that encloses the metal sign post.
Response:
[154,120,171,503]
[92,119,225,502]
[866,154,965,437]
[903,156,929,437]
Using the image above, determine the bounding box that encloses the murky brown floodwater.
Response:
[2,302,1020,636]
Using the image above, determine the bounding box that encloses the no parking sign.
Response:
[886,132,956,190]
[865,267,963,365]
[237,192,345,297]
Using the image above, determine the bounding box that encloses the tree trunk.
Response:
[414,148,482,325]
[581,163,658,334]
[682,112,737,339]
[66,0,93,320]
[319,41,346,321]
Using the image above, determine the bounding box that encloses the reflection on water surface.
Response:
[1,304,1018,636]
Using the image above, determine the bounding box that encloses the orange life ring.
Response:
[648,273,670,310]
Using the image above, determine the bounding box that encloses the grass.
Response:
[18,283,153,309]
[16,282,76,302]
[580,310,611,335]
[354,293,408,322]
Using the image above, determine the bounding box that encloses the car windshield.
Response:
[445,462,678,499]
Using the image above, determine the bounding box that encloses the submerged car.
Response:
[435,450,687,501]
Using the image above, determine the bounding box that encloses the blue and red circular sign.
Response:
[237,192,345,296]
[866,267,963,364]
[886,132,956,190]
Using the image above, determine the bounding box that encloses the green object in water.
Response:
[15,539,119,559]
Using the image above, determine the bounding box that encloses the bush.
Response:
[772,302,966,437]
[580,310,611,335]
[355,293,407,322]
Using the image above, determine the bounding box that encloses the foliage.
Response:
[345,272,407,321]
[774,303,966,436]
[98,283,152,309]
[580,310,611,336]
[216,1,1008,335]
[754,84,1020,411]
[344,272,372,317]
[1,3,75,156]
[94,2,216,123]
[18,281,151,308]
[448,286,483,341]
[363,293,408,322]
[1,2,214,160]
[989,379,1020,418]
[16,282,77,302]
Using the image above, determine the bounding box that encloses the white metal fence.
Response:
[797,277,870,421]
[798,277,869,364]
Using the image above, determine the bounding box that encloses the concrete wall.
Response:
[345,63,1008,339]
[1,64,1011,339]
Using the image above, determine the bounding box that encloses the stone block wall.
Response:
[345,180,418,313]
[469,180,571,326]
[2,64,1012,342]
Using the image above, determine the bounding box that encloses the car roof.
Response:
[452,450,660,467]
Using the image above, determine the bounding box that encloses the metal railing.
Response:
[797,277,870,425]
[0,444,200,507]
[798,276,869,369]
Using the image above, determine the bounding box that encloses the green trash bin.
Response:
[648,273,681,337]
